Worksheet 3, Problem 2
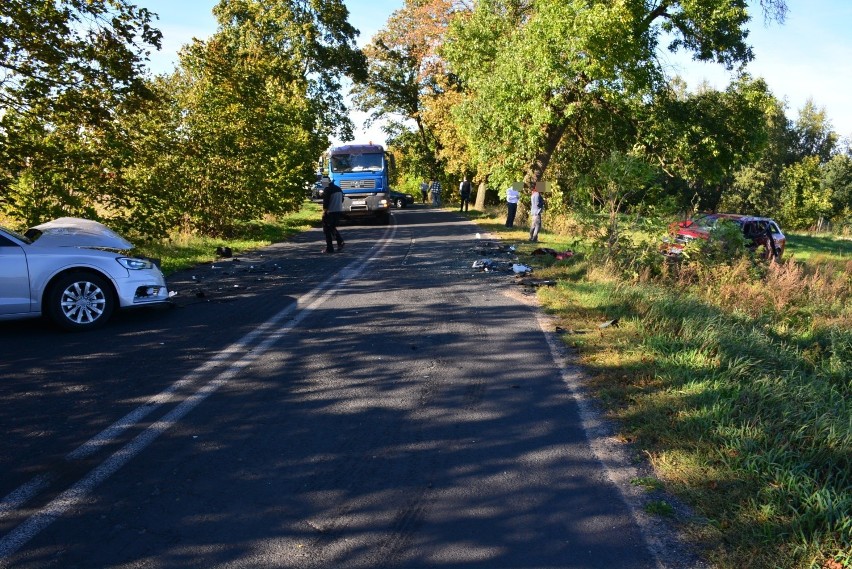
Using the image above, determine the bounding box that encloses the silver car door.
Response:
[0,234,32,315]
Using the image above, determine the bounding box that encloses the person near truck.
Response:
[459,177,472,212]
[420,180,429,204]
[321,177,345,253]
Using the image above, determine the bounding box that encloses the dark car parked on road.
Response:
[390,190,415,209]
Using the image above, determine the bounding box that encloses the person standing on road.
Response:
[420,180,429,204]
[505,184,520,227]
[529,183,544,242]
[430,178,442,207]
[321,176,345,254]
[459,177,472,212]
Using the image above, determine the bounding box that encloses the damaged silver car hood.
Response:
[29,217,133,250]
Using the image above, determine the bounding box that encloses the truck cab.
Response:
[326,144,392,224]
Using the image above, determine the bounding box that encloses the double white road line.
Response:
[0,223,397,564]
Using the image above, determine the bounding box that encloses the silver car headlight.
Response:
[117,257,154,270]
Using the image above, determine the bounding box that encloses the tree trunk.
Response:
[525,119,571,185]
[475,172,488,210]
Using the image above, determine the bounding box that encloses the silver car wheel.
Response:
[61,280,107,324]
[48,272,115,330]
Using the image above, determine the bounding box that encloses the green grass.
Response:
[137,202,322,274]
[471,206,852,569]
[645,500,676,517]
[631,476,665,492]
[785,232,852,262]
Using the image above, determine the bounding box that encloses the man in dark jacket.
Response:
[459,177,472,212]
[321,177,345,253]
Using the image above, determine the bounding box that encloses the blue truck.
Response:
[320,144,393,224]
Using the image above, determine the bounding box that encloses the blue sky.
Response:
[142,0,852,143]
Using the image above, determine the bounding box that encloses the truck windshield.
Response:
[330,153,384,173]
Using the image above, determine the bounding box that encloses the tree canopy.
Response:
[353,0,852,232]
[0,0,162,123]
[3,0,849,236]
[441,0,788,188]
[1,0,366,235]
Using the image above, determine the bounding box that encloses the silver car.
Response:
[0,217,170,331]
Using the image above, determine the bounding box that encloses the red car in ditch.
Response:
[664,213,787,259]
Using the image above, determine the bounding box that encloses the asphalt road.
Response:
[0,207,697,568]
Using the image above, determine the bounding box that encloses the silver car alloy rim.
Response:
[60,280,107,324]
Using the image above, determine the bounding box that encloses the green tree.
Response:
[821,153,852,221]
[723,97,840,219]
[647,76,777,213]
[0,0,162,123]
[578,149,656,252]
[789,99,838,163]
[0,81,178,234]
[724,95,790,215]
[353,0,467,201]
[779,156,832,229]
[1,0,163,223]
[443,0,787,193]
[163,0,366,234]
[2,0,367,237]
[1,103,124,227]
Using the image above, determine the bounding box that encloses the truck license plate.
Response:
[352,200,366,206]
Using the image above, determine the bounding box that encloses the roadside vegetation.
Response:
[471,206,851,569]
[3,1,850,567]
[135,204,322,275]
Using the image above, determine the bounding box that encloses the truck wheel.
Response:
[47,272,115,331]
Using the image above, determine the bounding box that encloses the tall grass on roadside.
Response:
[479,205,852,569]
[636,281,846,561]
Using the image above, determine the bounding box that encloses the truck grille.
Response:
[340,180,376,189]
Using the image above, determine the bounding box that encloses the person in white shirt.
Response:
[505,185,520,227]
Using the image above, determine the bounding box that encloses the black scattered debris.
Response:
[531,247,558,256]
[169,255,293,307]
[474,241,517,256]
[530,247,574,260]
[516,278,555,287]
[472,258,515,273]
